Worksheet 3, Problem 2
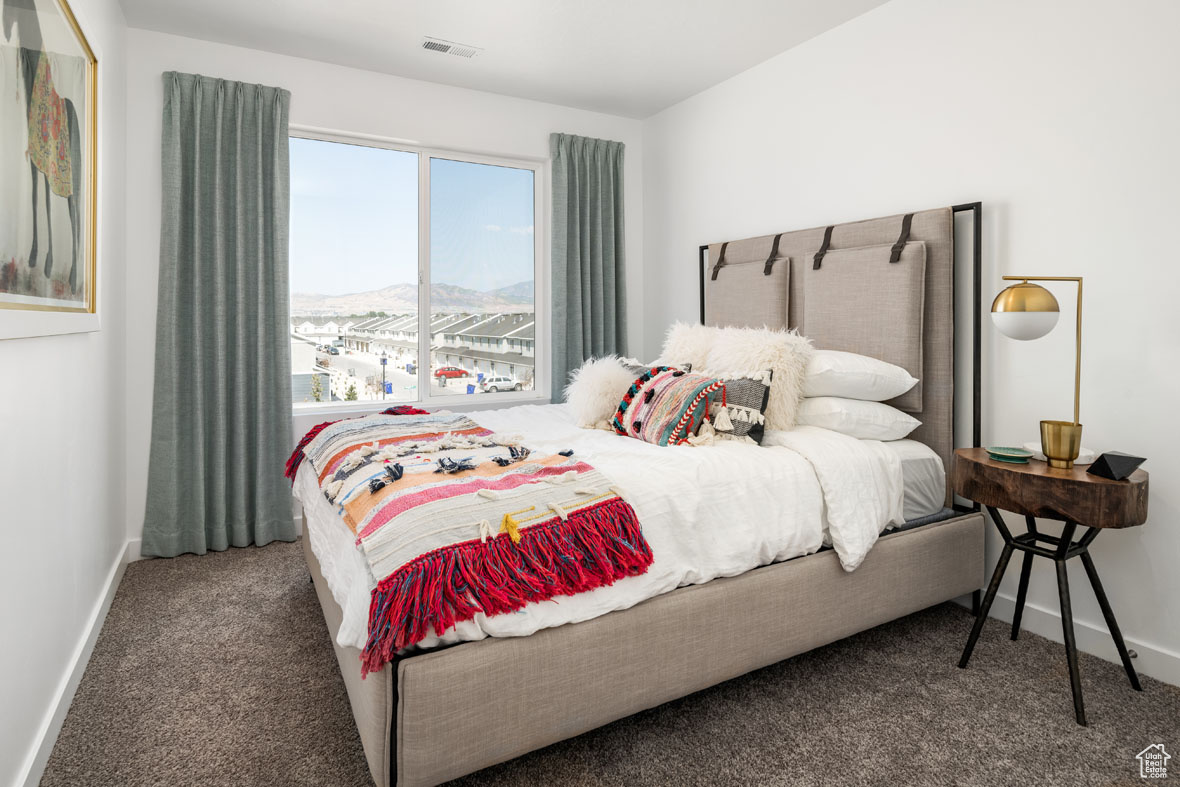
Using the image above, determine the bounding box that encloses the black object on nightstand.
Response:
[1087,451,1147,481]
[951,448,1150,726]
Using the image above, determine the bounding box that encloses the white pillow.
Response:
[564,356,637,428]
[797,397,921,441]
[803,350,918,402]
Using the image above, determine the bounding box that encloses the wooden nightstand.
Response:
[952,447,1149,726]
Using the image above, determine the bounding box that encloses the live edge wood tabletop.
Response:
[951,447,1150,727]
[952,447,1149,528]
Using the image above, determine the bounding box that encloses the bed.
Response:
[297,204,987,787]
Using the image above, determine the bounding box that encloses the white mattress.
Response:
[296,403,946,653]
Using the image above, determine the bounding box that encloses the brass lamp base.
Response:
[1041,420,1083,469]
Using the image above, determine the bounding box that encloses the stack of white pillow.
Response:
[797,350,921,441]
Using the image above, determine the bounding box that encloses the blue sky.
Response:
[289,138,534,295]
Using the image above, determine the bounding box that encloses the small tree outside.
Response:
[310,374,324,403]
[345,382,358,401]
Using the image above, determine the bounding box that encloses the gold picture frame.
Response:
[0,0,97,321]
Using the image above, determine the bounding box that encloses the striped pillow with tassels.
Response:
[611,366,726,446]
[707,370,773,445]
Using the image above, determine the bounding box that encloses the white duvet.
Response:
[296,403,907,652]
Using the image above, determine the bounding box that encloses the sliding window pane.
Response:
[428,158,536,397]
[288,138,418,406]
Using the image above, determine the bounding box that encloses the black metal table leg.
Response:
[1080,545,1143,692]
[1011,552,1034,639]
[985,506,1014,542]
[960,509,1138,725]
[959,541,1014,668]
[1054,522,1086,726]
[1011,516,1037,640]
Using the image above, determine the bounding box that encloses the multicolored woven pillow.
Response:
[611,367,725,446]
[621,358,690,377]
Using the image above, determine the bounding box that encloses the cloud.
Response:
[509,225,535,235]
[483,224,502,232]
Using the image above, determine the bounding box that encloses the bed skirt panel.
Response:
[304,512,985,787]
[398,512,984,786]
[303,531,395,787]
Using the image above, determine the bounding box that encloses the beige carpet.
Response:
[41,540,1180,786]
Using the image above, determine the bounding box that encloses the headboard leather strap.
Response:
[889,213,915,263]
[763,234,783,276]
[710,242,729,280]
[812,226,835,270]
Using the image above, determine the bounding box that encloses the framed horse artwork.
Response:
[0,0,96,339]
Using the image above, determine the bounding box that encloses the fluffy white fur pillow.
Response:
[563,356,637,428]
[662,323,813,432]
[659,322,717,372]
[703,326,812,431]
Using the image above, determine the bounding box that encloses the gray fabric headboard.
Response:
[701,207,955,504]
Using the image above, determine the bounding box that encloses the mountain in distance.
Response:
[487,280,534,301]
[291,280,534,316]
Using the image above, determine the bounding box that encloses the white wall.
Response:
[0,0,127,784]
[642,0,1180,681]
[122,29,645,548]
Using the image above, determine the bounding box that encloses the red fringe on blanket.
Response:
[360,496,653,676]
[382,405,431,417]
[284,420,337,482]
[283,405,430,483]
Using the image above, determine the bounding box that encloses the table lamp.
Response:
[990,276,1083,469]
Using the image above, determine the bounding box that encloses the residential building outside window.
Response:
[288,134,543,407]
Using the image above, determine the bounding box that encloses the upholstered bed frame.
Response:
[303,205,988,787]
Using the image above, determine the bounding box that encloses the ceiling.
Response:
[117,0,887,119]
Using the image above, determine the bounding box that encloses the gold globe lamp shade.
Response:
[991,282,1059,340]
[990,276,1084,469]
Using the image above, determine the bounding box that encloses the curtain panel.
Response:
[550,132,627,401]
[142,72,295,558]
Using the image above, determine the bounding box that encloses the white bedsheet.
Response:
[296,403,929,652]
[892,438,947,522]
[761,426,902,569]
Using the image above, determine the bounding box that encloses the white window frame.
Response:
[288,126,549,415]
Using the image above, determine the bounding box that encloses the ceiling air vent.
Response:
[421,37,483,59]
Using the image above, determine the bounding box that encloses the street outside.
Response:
[313,347,489,401]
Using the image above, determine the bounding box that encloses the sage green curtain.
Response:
[550,133,627,401]
[142,73,295,558]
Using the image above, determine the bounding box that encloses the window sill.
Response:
[291,392,552,421]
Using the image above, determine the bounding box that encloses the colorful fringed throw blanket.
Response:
[296,411,653,675]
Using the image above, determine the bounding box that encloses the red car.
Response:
[433,366,470,379]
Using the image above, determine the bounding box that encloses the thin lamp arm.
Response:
[1001,275,1082,425]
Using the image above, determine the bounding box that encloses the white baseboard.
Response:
[125,537,143,563]
[16,540,129,787]
[956,591,1180,687]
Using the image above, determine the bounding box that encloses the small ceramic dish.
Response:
[986,446,1034,464]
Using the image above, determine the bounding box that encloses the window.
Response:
[288,134,543,407]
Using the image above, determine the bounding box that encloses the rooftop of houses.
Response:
[452,313,535,339]
[290,316,358,329]
[440,347,534,366]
